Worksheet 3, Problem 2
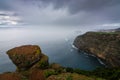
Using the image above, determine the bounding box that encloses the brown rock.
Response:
[29,69,45,80]
[50,63,62,70]
[31,54,49,69]
[7,45,42,70]
[0,73,21,80]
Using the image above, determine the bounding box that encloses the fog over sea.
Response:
[0,26,104,73]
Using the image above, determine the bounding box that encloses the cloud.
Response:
[0,0,15,11]
[20,0,120,13]
[0,0,120,29]
[0,11,21,26]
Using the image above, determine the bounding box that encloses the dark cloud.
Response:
[20,0,120,23]
[39,0,120,25]
[1,0,120,14]
[0,0,120,28]
[20,0,120,13]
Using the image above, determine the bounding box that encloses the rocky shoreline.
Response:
[72,44,105,66]
[73,31,120,67]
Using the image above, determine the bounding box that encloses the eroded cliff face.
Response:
[73,32,120,67]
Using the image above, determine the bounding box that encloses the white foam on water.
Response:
[97,58,105,65]
[72,45,78,50]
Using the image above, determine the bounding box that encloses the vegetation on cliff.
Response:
[65,67,120,80]
[73,31,120,67]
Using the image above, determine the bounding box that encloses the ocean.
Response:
[0,27,104,73]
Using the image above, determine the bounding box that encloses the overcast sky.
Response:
[0,0,120,29]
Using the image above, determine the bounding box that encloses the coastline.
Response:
[72,44,106,66]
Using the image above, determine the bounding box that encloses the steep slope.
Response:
[73,32,120,67]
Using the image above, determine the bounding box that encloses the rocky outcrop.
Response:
[73,32,120,67]
[7,45,48,70]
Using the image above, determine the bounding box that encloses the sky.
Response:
[0,0,120,30]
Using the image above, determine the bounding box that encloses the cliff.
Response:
[73,31,120,67]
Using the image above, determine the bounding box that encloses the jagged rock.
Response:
[7,45,42,70]
[73,32,120,67]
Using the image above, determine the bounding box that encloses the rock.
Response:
[50,63,62,70]
[31,53,49,69]
[0,73,21,80]
[29,69,45,80]
[7,45,42,70]
[73,32,120,67]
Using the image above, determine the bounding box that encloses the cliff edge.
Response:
[73,31,120,67]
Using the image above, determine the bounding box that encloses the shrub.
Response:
[92,67,120,80]
[66,75,73,80]
[44,69,57,78]
[66,67,74,73]
[38,60,49,69]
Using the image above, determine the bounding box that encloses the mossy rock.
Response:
[49,63,65,73]
[44,69,58,78]
[31,54,49,69]
[7,45,42,70]
[50,63,62,70]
